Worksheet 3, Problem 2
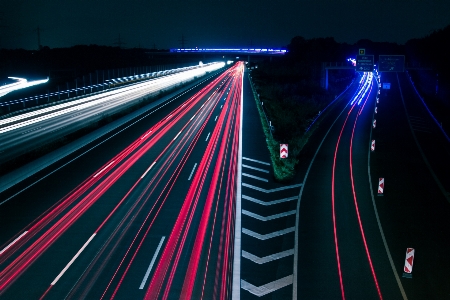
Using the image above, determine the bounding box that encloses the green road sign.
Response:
[356,55,374,72]
[379,55,405,72]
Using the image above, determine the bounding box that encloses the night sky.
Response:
[1,0,449,50]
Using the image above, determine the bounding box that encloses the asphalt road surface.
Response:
[0,63,224,165]
[0,62,243,299]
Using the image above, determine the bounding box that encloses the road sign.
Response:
[371,140,375,151]
[403,248,415,278]
[379,55,405,72]
[359,49,365,55]
[378,177,384,195]
[280,144,288,158]
[383,83,391,89]
[356,55,374,72]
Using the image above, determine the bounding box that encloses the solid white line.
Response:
[242,209,296,221]
[293,82,354,299]
[205,132,210,142]
[242,183,302,193]
[173,130,182,141]
[51,233,96,285]
[139,236,165,289]
[242,195,297,206]
[242,249,294,264]
[232,67,243,300]
[190,114,196,121]
[141,161,156,179]
[215,115,218,121]
[242,164,269,173]
[241,275,293,297]
[242,173,268,182]
[93,161,115,178]
[242,227,295,240]
[188,163,198,181]
[242,157,270,166]
[0,231,28,255]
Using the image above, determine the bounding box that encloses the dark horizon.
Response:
[2,0,450,50]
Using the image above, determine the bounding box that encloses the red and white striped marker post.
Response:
[373,119,377,128]
[371,140,375,151]
[375,107,378,114]
[402,248,415,278]
[377,178,384,196]
[280,144,288,159]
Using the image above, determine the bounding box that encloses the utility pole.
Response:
[179,34,188,49]
[114,33,126,48]
[32,26,43,50]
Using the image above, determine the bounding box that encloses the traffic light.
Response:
[359,49,365,55]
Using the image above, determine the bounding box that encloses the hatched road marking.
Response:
[242,249,294,264]
[242,227,295,240]
[241,275,293,297]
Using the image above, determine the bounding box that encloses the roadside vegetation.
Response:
[248,37,357,181]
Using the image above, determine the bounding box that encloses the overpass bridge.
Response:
[147,48,287,63]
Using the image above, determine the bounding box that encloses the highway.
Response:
[1,59,449,300]
[0,62,243,299]
[294,70,450,300]
[0,63,225,165]
[295,72,403,299]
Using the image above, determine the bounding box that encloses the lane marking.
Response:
[188,163,197,181]
[242,227,295,240]
[242,183,301,193]
[139,236,165,289]
[242,173,268,182]
[242,157,270,166]
[0,231,28,255]
[242,209,296,221]
[241,275,293,297]
[189,114,196,121]
[93,161,115,178]
[51,233,96,285]
[242,249,294,264]
[242,164,269,173]
[173,130,182,141]
[205,132,210,142]
[232,67,243,300]
[242,195,297,206]
[215,115,218,121]
[141,161,156,179]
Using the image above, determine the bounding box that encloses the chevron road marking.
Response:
[242,195,297,206]
[242,173,268,182]
[242,209,296,221]
[241,275,293,297]
[242,164,269,173]
[242,157,270,166]
[242,227,295,240]
[242,249,294,264]
[242,183,302,193]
